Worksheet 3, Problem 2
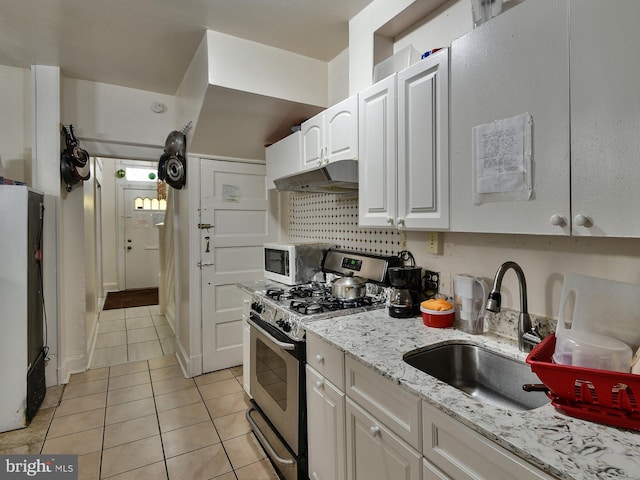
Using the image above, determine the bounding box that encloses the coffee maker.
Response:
[388,266,422,318]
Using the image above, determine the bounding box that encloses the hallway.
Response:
[91,304,175,368]
[0,306,278,479]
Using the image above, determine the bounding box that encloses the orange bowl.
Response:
[420,306,455,328]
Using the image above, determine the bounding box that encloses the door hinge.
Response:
[198,223,213,229]
[197,262,214,268]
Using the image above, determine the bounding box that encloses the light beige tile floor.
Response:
[91,305,175,369]
[0,305,281,480]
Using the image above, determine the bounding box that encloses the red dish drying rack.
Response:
[526,334,640,431]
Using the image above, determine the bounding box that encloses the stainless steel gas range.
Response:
[246,248,398,480]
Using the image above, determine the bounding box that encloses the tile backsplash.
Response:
[288,192,402,255]
[286,191,558,344]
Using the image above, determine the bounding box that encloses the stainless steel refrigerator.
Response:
[0,185,46,432]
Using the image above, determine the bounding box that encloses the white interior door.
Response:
[200,159,276,373]
[124,187,161,289]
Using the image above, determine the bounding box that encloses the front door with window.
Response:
[123,187,163,289]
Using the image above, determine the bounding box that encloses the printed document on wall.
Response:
[472,113,532,205]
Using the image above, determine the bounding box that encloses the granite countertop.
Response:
[237,280,640,479]
[301,310,640,480]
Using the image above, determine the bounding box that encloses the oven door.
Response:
[248,315,302,454]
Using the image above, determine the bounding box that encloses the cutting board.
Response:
[558,274,640,351]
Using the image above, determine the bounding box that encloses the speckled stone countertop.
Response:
[301,309,640,480]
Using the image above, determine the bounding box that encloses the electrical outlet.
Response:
[426,232,440,255]
[423,270,440,298]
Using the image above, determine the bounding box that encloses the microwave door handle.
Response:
[247,317,296,351]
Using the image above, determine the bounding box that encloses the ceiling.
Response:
[0,0,375,95]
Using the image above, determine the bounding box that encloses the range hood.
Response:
[274,159,358,194]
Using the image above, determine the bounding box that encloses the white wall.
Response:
[328,48,350,105]
[62,78,176,161]
[98,159,118,292]
[0,65,30,182]
[206,30,328,107]
[393,0,472,54]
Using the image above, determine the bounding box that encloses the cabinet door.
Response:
[346,398,421,480]
[301,113,324,169]
[242,314,251,396]
[450,0,570,234]
[397,49,449,231]
[265,131,302,189]
[570,0,640,237]
[358,75,397,228]
[325,95,359,164]
[306,366,346,480]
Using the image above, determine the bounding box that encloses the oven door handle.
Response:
[246,407,295,466]
[247,317,296,351]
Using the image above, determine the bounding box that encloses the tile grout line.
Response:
[148,359,172,480]
[98,367,110,480]
[195,376,239,480]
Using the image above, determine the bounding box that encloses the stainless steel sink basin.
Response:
[403,342,548,411]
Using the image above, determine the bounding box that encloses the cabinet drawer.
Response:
[307,332,345,390]
[422,402,553,480]
[345,356,421,450]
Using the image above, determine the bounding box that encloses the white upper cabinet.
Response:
[265,131,301,189]
[397,51,449,230]
[358,74,398,228]
[449,0,571,235]
[359,50,450,231]
[570,0,640,237]
[301,95,358,169]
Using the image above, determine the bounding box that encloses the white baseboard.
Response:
[175,339,202,379]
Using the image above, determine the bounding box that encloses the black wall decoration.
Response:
[158,122,191,190]
[60,124,90,192]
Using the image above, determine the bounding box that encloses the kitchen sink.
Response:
[403,342,548,411]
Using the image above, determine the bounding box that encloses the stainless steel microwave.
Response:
[263,243,331,285]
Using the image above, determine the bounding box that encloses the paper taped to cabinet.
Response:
[472,113,533,205]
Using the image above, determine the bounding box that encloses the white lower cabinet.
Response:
[306,333,346,480]
[346,397,421,480]
[306,365,346,480]
[241,315,250,396]
[306,334,553,480]
[422,402,553,480]
[241,297,251,396]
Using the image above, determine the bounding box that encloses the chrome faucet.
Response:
[486,261,542,352]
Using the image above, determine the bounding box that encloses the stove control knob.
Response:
[251,302,264,314]
[282,322,292,333]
